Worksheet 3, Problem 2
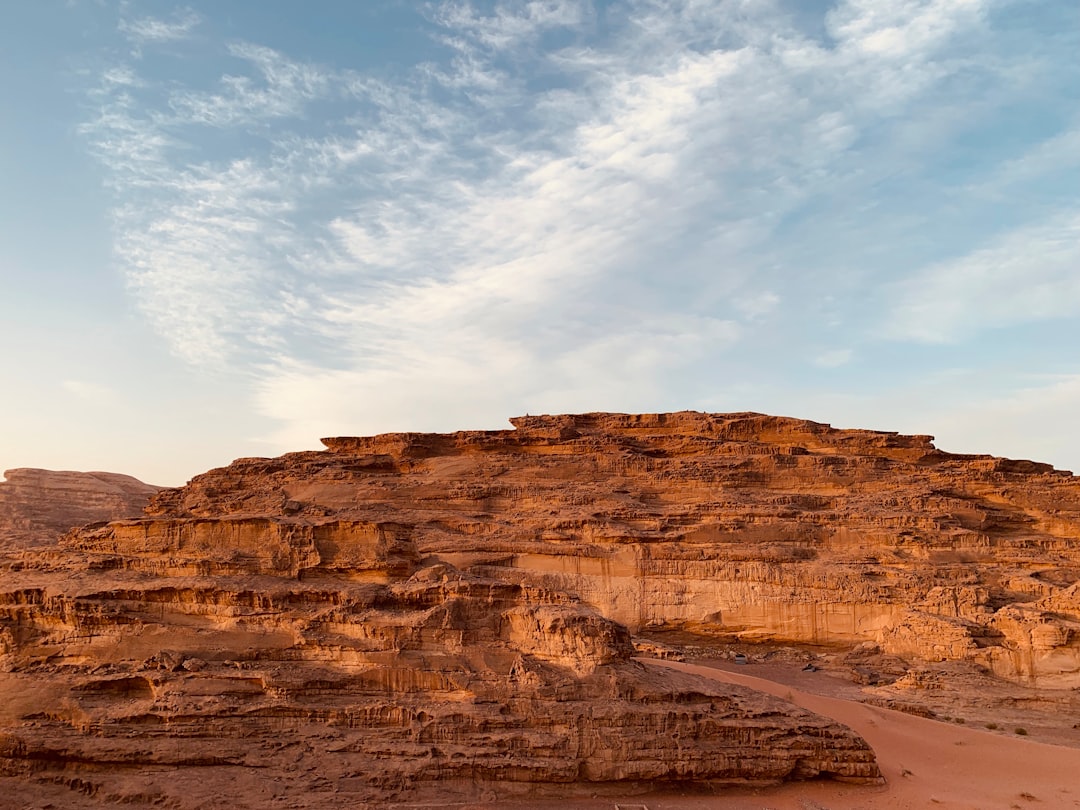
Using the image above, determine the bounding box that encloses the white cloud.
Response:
[100,66,142,88]
[813,349,854,368]
[431,0,585,51]
[827,0,986,57]
[965,123,1080,201]
[166,43,334,126]
[79,0,1076,452]
[882,211,1080,342]
[734,291,780,320]
[119,9,200,44]
[253,312,740,448]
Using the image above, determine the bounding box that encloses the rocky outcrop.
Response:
[0,469,161,550]
[0,418,897,806]
[5,409,1080,804]
[142,411,1080,685]
[0,540,877,806]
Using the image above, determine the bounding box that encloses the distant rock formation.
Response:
[0,468,161,550]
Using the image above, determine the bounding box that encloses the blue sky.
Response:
[2,0,1079,485]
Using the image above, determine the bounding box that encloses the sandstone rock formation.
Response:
[0,469,161,551]
[0,561,877,806]
[5,409,1079,805]
[133,411,1080,686]
[0,420,893,807]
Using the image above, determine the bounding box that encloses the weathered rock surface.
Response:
[5,408,1080,805]
[142,411,1080,686]
[0,469,161,550]
[0,562,877,800]
[0,420,893,807]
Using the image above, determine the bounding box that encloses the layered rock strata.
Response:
[141,411,1080,685]
[0,529,877,806]
[5,408,1079,803]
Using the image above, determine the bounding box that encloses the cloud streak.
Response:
[79,0,1080,447]
[883,211,1080,343]
[119,8,201,44]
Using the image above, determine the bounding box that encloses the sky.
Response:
[2,0,1079,486]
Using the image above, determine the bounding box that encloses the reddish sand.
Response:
[640,659,1080,809]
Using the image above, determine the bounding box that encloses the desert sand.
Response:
[619,658,1080,810]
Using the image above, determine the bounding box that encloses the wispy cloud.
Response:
[883,211,1080,342]
[79,0,1080,446]
[827,0,987,59]
[813,349,854,368]
[432,0,586,50]
[734,292,780,321]
[62,380,121,407]
[119,8,201,44]
[167,43,335,126]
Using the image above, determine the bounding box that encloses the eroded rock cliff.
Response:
[140,411,1080,686]
[0,566,878,804]
[0,420,893,806]
[5,409,1079,805]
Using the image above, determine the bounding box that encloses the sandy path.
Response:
[632,659,1080,810]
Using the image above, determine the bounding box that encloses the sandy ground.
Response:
[461,658,1080,810]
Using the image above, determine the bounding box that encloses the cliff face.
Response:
[143,411,1080,686]
[0,469,161,550]
[0,559,878,806]
[0,418,897,806]
[3,410,1078,804]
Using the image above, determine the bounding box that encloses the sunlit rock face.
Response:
[0,558,880,805]
[4,409,1080,805]
[0,468,161,550]
[0,417,893,807]
[153,410,1080,687]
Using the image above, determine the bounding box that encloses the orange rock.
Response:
[5,410,1080,805]
[148,411,1080,686]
